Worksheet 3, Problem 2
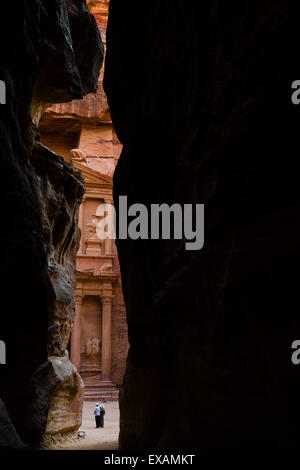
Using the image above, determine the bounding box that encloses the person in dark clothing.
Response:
[99,403,105,428]
[94,403,101,428]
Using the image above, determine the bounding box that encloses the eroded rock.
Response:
[0,0,102,447]
[45,354,84,435]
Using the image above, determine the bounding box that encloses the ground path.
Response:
[50,401,119,450]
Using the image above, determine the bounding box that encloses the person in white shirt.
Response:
[94,403,101,428]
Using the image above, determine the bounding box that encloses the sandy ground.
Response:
[49,401,119,451]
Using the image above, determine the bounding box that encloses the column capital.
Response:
[104,198,114,205]
[102,296,113,305]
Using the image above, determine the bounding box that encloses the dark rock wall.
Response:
[105,1,300,449]
[0,0,102,447]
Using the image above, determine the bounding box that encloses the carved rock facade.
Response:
[39,0,128,399]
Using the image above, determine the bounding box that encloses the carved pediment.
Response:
[72,160,113,185]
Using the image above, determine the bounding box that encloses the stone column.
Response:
[100,296,113,384]
[105,235,113,256]
[70,292,82,370]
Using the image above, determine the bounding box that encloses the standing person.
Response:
[99,402,105,428]
[94,403,101,428]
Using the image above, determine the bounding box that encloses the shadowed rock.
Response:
[105,0,300,450]
[0,0,102,447]
[0,399,25,449]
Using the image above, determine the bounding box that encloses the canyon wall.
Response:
[105,1,300,449]
[0,0,102,447]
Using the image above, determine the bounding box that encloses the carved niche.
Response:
[85,337,101,357]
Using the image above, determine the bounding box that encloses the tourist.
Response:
[99,402,105,428]
[94,403,101,428]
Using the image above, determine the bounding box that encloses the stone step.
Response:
[85,396,119,402]
[84,395,119,402]
[85,384,116,392]
[84,389,119,402]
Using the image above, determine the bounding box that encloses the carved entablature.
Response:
[100,264,113,274]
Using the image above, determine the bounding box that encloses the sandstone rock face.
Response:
[31,142,85,358]
[44,0,110,122]
[0,0,102,447]
[105,1,300,450]
[45,355,84,435]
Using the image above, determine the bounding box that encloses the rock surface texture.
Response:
[0,400,25,450]
[0,0,102,447]
[44,355,85,435]
[105,1,300,449]
[38,0,128,393]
